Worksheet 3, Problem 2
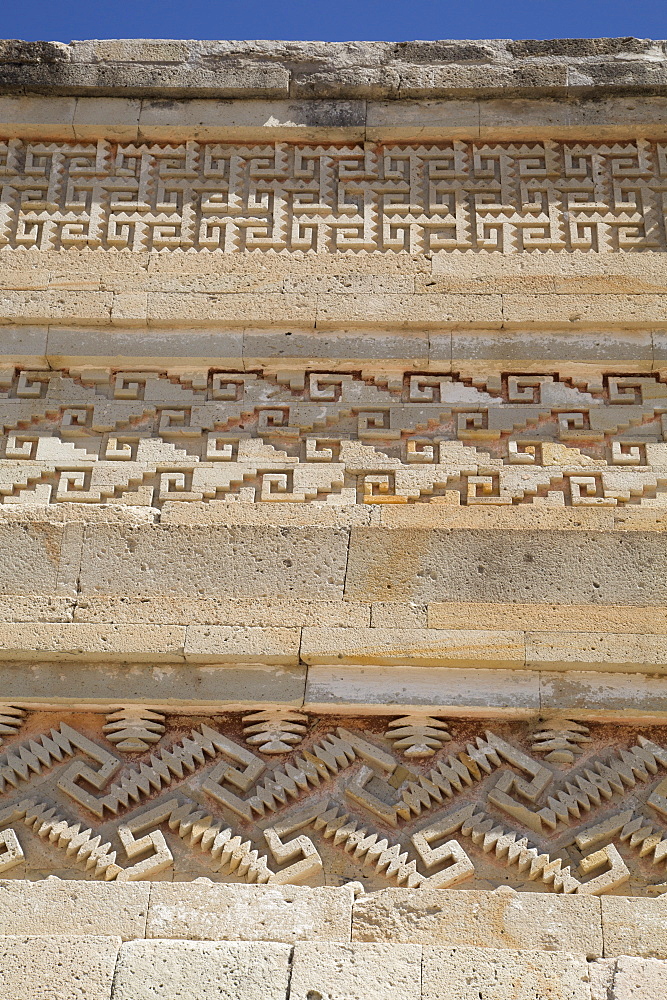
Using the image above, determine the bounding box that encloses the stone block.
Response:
[527,632,667,672]
[184,625,301,664]
[300,626,525,666]
[112,939,292,1000]
[602,895,667,958]
[77,524,349,600]
[451,329,654,369]
[0,622,186,661]
[72,97,141,140]
[0,95,76,139]
[428,601,667,633]
[45,327,244,368]
[610,956,667,999]
[343,528,667,605]
[0,522,69,596]
[242,329,429,369]
[0,661,306,709]
[351,887,603,957]
[365,99,480,140]
[289,941,421,1000]
[0,878,148,940]
[422,944,591,1000]
[315,292,503,329]
[147,882,353,943]
[0,934,120,999]
[304,664,539,714]
[540,670,667,722]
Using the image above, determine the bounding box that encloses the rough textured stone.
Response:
[146,883,354,943]
[112,939,292,1000]
[352,888,603,957]
[422,944,592,999]
[0,879,148,940]
[0,934,120,999]
[289,942,422,1000]
[602,895,667,958]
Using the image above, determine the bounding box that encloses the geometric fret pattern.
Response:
[1,139,666,253]
[0,710,666,894]
[1,368,667,507]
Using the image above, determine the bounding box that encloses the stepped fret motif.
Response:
[1,139,666,253]
[1,368,667,507]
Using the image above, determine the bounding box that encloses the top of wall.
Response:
[3,37,667,100]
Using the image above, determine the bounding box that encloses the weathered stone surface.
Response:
[112,939,292,1000]
[352,888,603,956]
[602,895,667,958]
[147,883,353,943]
[0,879,148,940]
[422,944,592,999]
[610,956,667,999]
[0,934,120,999]
[289,942,422,1000]
[344,529,667,604]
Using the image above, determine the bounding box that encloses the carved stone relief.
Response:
[1,139,665,253]
[0,706,666,894]
[0,368,666,507]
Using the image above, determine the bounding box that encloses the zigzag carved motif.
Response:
[0,712,666,895]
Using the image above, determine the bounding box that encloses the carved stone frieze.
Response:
[1,139,666,254]
[0,367,666,507]
[0,708,666,894]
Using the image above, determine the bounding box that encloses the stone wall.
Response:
[0,34,667,998]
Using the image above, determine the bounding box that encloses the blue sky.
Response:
[3,0,667,43]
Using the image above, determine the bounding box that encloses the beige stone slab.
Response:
[242,329,430,369]
[0,660,306,710]
[502,293,667,329]
[77,524,349,600]
[422,944,591,1000]
[0,325,48,365]
[159,501,374,527]
[429,601,667,633]
[366,98,481,139]
[112,939,292,1000]
[451,329,654,369]
[371,602,428,628]
[0,95,77,138]
[304,664,539,715]
[432,251,667,282]
[0,595,73,623]
[147,882,353,943]
[0,934,120,1000]
[45,326,244,368]
[0,521,68,596]
[300,626,525,666]
[0,623,186,661]
[0,878,148,940]
[610,956,667,999]
[289,942,421,1000]
[72,97,141,140]
[316,292,503,328]
[527,632,667,672]
[351,887,603,957]
[602,896,667,959]
[73,596,370,627]
[145,291,316,327]
[184,625,300,664]
[540,670,667,722]
[379,506,617,530]
[138,98,367,141]
[0,289,113,325]
[344,527,664,605]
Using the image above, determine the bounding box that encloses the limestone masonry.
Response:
[1,34,667,999]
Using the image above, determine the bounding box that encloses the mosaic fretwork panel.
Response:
[0,368,666,506]
[0,706,667,895]
[1,139,667,253]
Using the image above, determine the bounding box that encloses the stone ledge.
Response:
[2,38,667,101]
